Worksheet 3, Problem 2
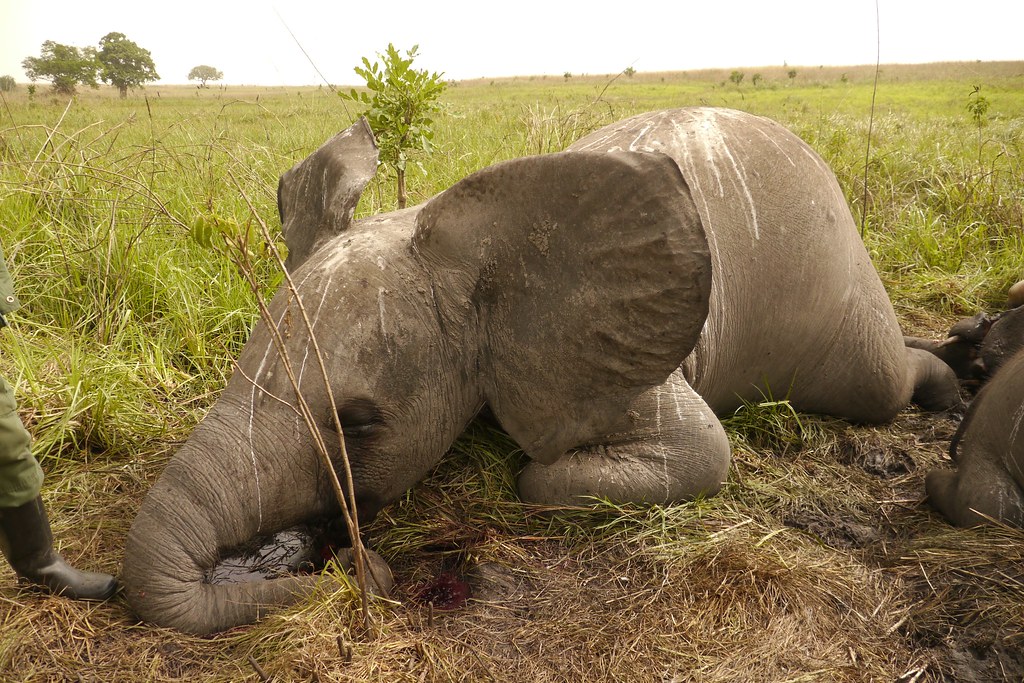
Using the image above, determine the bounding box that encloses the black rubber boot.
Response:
[0,496,117,601]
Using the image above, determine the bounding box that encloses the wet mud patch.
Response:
[927,635,1024,682]
[838,431,917,478]
[783,508,882,550]
[205,523,343,584]
[835,412,961,479]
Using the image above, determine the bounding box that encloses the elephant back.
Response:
[571,108,911,422]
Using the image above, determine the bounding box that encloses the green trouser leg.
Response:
[0,374,43,508]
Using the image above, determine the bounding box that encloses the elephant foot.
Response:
[925,460,1024,528]
[330,546,395,598]
[517,373,731,506]
[905,346,963,412]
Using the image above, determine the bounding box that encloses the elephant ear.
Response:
[277,118,379,270]
[413,151,711,463]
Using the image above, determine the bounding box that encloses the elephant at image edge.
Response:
[926,346,1024,527]
[905,279,1024,384]
[122,107,958,634]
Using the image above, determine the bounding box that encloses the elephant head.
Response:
[122,118,712,634]
[906,279,1024,384]
[925,280,1024,527]
[904,313,993,381]
[979,282,1024,378]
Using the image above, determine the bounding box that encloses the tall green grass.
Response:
[1,61,1022,464]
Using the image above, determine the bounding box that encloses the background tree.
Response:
[22,41,98,95]
[188,65,223,88]
[341,44,446,209]
[97,32,159,98]
[0,75,15,92]
[729,70,744,86]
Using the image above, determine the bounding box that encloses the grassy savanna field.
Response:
[1,60,1023,681]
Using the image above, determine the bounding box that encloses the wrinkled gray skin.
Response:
[123,108,957,634]
[980,303,1024,377]
[905,314,992,381]
[906,280,1024,382]
[926,347,1024,527]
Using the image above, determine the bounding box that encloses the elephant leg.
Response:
[904,335,984,381]
[925,456,1024,528]
[905,346,962,412]
[516,370,731,507]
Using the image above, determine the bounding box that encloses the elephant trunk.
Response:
[122,401,322,635]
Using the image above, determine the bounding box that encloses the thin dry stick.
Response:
[247,655,272,682]
[230,242,371,623]
[33,97,74,163]
[229,175,373,624]
[860,0,881,239]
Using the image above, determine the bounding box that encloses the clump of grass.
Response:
[723,394,806,454]
[900,525,1024,645]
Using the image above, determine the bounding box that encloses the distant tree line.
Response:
[21,33,158,97]
[13,35,228,97]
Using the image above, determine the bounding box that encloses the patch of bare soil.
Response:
[773,405,1024,683]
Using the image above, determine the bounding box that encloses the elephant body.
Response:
[905,279,1024,385]
[570,109,943,420]
[123,107,956,634]
[980,304,1024,378]
[926,347,1024,527]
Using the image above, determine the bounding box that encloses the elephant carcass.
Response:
[926,347,1024,527]
[906,279,1024,385]
[123,107,957,634]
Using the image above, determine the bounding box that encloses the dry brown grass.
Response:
[3,375,1023,682]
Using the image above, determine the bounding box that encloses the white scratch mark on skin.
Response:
[695,112,760,239]
[665,110,761,241]
[1008,400,1024,452]
[751,124,797,167]
[244,266,323,533]
[668,378,687,423]
[245,396,263,533]
[672,118,727,386]
[320,168,331,216]
[803,144,849,212]
[378,287,391,355]
[573,131,615,152]
[627,123,653,151]
[298,276,333,385]
[247,311,289,534]
[655,386,670,502]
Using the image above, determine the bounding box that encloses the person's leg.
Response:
[0,374,117,600]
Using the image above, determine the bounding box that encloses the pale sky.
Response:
[1,0,1021,86]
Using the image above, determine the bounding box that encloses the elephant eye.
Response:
[336,400,383,439]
